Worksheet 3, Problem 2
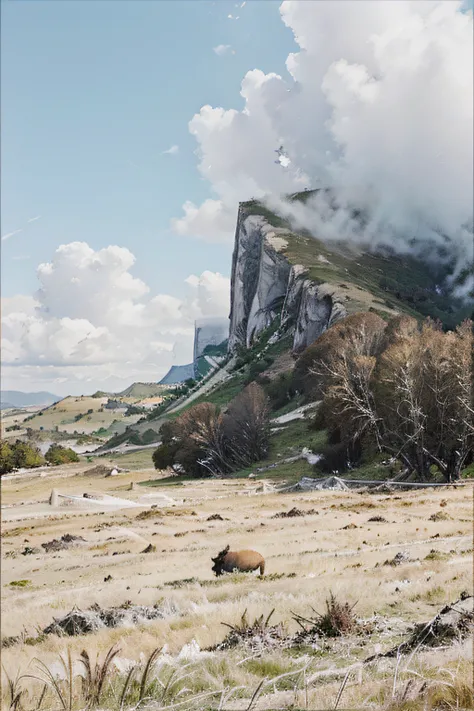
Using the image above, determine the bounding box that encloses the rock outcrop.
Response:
[228,206,348,353]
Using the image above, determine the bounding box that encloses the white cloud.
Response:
[2,229,22,242]
[162,144,179,155]
[27,215,41,223]
[1,242,230,395]
[172,0,473,288]
[213,44,234,56]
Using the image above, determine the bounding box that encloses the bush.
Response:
[264,372,296,410]
[152,443,177,471]
[45,444,80,465]
[0,440,45,474]
[312,593,357,637]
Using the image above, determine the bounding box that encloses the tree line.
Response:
[299,313,473,481]
[153,312,472,482]
[0,441,79,475]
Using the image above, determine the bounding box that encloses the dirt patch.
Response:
[42,534,86,553]
[272,507,317,519]
[42,600,179,637]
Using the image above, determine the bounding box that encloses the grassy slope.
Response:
[242,196,471,328]
[22,396,141,437]
[115,382,170,399]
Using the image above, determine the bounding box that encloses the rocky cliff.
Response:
[228,205,349,353]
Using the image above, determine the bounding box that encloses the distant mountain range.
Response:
[0,390,60,409]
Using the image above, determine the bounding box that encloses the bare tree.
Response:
[295,312,387,400]
[308,314,387,462]
[376,319,473,481]
[178,403,230,474]
[224,383,271,468]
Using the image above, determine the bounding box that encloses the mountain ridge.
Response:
[0,390,60,408]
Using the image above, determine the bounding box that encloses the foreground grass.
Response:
[104,448,155,470]
[3,638,472,711]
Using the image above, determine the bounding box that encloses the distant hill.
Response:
[0,390,59,408]
[159,364,195,385]
[115,382,169,399]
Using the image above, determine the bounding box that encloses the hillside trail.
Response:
[165,358,236,415]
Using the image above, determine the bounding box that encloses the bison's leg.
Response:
[259,561,265,576]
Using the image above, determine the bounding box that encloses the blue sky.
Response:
[2,0,471,395]
[1,0,296,298]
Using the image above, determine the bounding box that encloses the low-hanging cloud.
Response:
[173,0,473,291]
[1,242,230,394]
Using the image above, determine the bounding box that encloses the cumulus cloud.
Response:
[173,0,473,290]
[1,242,230,395]
[213,44,234,56]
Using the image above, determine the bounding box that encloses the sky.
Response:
[1,0,472,396]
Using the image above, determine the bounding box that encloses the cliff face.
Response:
[228,207,347,353]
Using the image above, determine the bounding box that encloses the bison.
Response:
[211,545,265,577]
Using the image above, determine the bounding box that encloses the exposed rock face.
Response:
[229,214,291,350]
[228,207,347,353]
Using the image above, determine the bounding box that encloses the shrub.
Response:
[45,444,80,465]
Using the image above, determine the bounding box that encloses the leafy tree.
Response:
[45,444,80,465]
[0,441,15,475]
[2,440,45,471]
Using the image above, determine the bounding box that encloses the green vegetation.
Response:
[202,339,228,357]
[44,444,80,465]
[9,579,31,588]
[115,382,169,399]
[181,374,247,411]
[110,448,154,470]
[0,440,45,475]
[241,197,471,329]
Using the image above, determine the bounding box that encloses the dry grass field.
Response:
[1,463,473,711]
[16,396,141,437]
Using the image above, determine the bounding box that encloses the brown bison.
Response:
[211,545,265,577]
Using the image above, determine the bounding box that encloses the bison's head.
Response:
[211,544,229,577]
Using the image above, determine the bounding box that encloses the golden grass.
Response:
[1,471,472,710]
